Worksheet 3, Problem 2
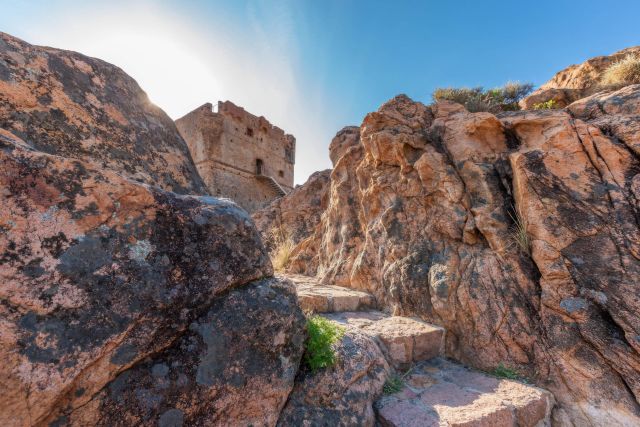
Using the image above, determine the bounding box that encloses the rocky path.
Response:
[375,359,554,427]
[281,274,555,427]
[287,273,376,313]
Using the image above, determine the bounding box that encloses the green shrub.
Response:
[532,99,559,110]
[492,363,527,382]
[304,316,345,372]
[383,375,405,394]
[601,54,640,87]
[432,82,534,113]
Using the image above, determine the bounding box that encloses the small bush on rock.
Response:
[491,363,528,383]
[432,82,534,113]
[532,99,559,110]
[304,316,345,372]
[601,54,640,87]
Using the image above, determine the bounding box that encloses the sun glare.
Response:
[28,3,222,118]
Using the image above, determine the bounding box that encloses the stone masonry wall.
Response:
[175,101,295,212]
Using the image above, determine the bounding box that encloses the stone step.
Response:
[323,311,444,369]
[281,273,376,313]
[375,358,554,427]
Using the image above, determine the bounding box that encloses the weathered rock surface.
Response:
[519,87,583,110]
[0,118,305,425]
[266,93,640,425]
[375,358,554,427]
[538,46,640,91]
[284,126,365,282]
[325,312,444,370]
[283,273,376,313]
[329,126,361,166]
[568,83,640,155]
[253,168,330,248]
[69,278,305,426]
[278,330,390,427]
[520,46,640,109]
[0,32,205,194]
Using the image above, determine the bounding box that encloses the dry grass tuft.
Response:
[509,205,531,256]
[601,55,640,87]
[269,225,295,272]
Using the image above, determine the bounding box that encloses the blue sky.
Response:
[2,0,639,183]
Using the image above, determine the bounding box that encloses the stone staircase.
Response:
[285,273,376,313]
[257,174,288,197]
[324,311,444,370]
[281,273,555,427]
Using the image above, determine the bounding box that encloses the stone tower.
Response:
[175,101,295,212]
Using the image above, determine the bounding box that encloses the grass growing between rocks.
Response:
[509,205,531,256]
[304,316,345,373]
[383,375,405,394]
[601,54,640,87]
[491,363,529,383]
[383,367,414,395]
[269,225,295,272]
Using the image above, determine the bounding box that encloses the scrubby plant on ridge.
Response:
[432,81,534,113]
[269,224,295,272]
[304,315,345,373]
[601,54,640,87]
[532,99,559,110]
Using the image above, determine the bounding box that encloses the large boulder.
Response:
[0,32,205,194]
[68,278,305,426]
[0,107,304,425]
[276,94,640,426]
[277,330,389,427]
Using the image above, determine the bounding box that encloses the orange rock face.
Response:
[537,46,640,91]
[0,32,205,194]
[259,94,640,426]
[0,131,307,426]
[0,34,307,426]
[520,46,640,109]
[568,84,640,156]
[253,169,331,246]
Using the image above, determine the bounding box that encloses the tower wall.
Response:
[176,101,295,212]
